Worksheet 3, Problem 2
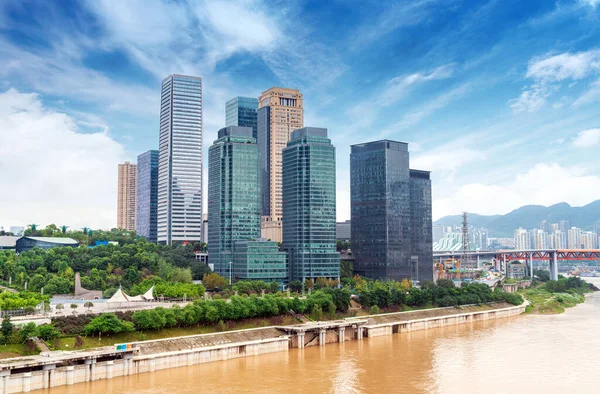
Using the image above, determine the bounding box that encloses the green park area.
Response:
[519,271,596,314]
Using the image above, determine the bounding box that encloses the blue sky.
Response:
[1,0,600,229]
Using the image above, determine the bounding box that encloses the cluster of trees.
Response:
[84,289,350,334]
[0,291,48,310]
[129,279,206,299]
[0,316,60,344]
[543,276,593,294]
[287,277,340,293]
[232,280,280,295]
[356,278,523,308]
[0,239,212,297]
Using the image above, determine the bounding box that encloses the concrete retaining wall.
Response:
[364,302,527,338]
[1,337,289,394]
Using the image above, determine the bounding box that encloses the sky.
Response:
[1,0,600,230]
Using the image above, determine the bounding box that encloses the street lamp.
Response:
[228,261,232,285]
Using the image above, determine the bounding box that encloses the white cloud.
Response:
[434,163,600,219]
[376,64,454,106]
[510,49,600,112]
[573,78,600,107]
[572,128,600,148]
[580,0,600,7]
[0,89,125,229]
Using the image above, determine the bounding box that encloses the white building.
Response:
[157,74,203,245]
[567,227,582,249]
[514,228,530,250]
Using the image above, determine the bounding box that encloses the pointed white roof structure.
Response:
[142,285,155,300]
[107,287,130,303]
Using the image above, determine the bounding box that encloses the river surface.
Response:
[43,279,600,394]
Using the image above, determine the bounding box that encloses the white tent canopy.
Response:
[107,285,154,303]
[142,285,155,300]
[107,287,130,303]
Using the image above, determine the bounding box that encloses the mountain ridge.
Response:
[434,200,600,238]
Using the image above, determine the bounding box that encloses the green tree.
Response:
[84,301,94,311]
[1,315,14,338]
[202,272,227,290]
[36,324,60,341]
[84,313,135,337]
[19,322,37,343]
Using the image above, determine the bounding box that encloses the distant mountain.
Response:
[434,201,600,238]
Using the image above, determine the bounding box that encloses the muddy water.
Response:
[42,279,600,394]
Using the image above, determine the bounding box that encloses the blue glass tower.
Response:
[208,126,261,277]
[225,97,258,140]
[136,150,159,243]
[282,127,339,282]
[350,140,432,282]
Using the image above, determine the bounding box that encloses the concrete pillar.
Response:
[43,364,56,388]
[357,326,364,340]
[90,359,97,381]
[106,361,114,379]
[529,254,534,280]
[551,252,558,281]
[187,352,193,366]
[149,357,156,372]
[476,254,480,269]
[22,372,32,392]
[338,327,345,343]
[0,372,7,394]
[84,359,92,382]
[66,366,74,386]
[49,368,56,388]
[297,331,305,348]
[319,329,326,346]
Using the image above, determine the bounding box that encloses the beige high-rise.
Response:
[117,161,137,231]
[257,87,303,242]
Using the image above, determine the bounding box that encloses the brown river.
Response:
[43,278,600,394]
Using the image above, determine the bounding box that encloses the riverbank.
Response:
[519,276,595,314]
[0,301,526,393]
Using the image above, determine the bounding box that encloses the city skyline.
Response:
[2,1,600,229]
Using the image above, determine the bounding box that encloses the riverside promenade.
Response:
[0,301,527,393]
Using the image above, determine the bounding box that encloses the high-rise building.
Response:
[226,97,258,140]
[549,230,567,249]
[567,227,582,249]
[208,126,261,277]
[336,220,351,241]
[282,127,339,282]
[350,140,433,282]
[117,161,137,231]
[580,231,597,249]
[559,220,570,233]
[257,87,303,243]
[532,229,548,249]
[514,228,530,250]
[136,150,159,243]
[233,240,288,284]
[539,220,551,234]
[157,74,203,245]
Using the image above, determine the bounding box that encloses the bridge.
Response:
[433,249,600,281]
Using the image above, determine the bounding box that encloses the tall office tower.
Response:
[580,232,597,249]
[257,87,303,243]
[157,74,203,245]
[208,126,261,277]
[282,128,339,281]
[136,150,159,243]
[539,220,551,234]
[117,161,137,231]
[225,97,258,140]
[350,140,433,282]
[567,227,582,249]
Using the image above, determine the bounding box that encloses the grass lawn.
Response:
[51,315,299,352]
[521,287,585,314]
[0,343,38,359]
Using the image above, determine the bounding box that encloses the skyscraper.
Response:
[117,161,137,231]
[157,74,203,245]
[208,126,261,276]
[225,97,258,140]
[136,150,159,243]
[282,127,339,282]
[350,140,433,282]
[257,87,303,243]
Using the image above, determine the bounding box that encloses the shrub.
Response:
[369,305,380,315]
[84,313,135,336]
[36,324,60,341]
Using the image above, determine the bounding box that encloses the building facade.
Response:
[15,237,79,253]
[514,228,531,250]
[136,150,159,243]
[225,97,258,140]
[282,127,339,282]
[157,74,203,245]
[208,126,261,277]
[336,220,351,241]
[257,87,303,243]
[350,140,433,282]
[567,227,582,249]
[232,240,288,284]
[117,161,137,231]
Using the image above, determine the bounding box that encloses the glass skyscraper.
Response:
[208,126,261,276]
[136,150,159,243]
[232,240,288,284]
[350,140,432,282]
[225,97,258,140]
[282,127,339,281]
[157,74,203,245]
